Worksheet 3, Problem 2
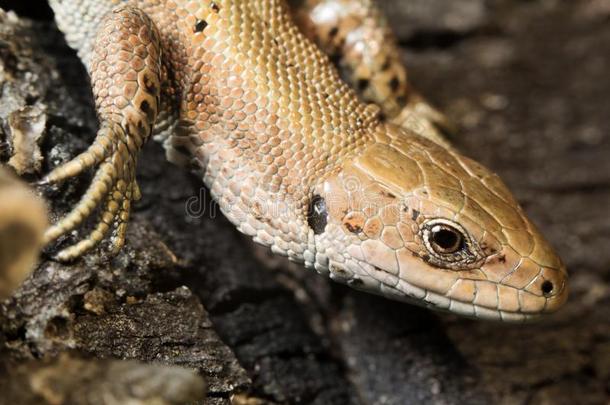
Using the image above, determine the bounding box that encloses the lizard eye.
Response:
[421,219,480,268]
[429,224,464,254]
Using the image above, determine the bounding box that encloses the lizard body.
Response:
[43,0,568,321]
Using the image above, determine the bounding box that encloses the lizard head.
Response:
[308,125,568,321]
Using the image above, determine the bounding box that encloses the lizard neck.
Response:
[164,0,383,256]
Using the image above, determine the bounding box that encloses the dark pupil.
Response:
[308,195,328,235]
[432,228,461,252]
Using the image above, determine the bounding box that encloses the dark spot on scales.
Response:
[142,74,157,95]
[344,223,362,234]
[328,26,339,38]
[211,2,220,12]
[136,119,147,137]
[380,190,396,199]
[194,19,207,33]
[308,195,328,235]
[411,209,420,221]
[139,100,154,122]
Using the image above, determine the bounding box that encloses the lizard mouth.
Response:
[333,259,568,322]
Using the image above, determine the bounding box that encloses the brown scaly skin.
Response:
[291,0,455,147]
[44,0,568,321]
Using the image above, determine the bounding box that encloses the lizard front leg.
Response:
[43,6,163,261]
[291,0,455,146]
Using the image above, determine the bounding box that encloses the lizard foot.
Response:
[42,122,142,261]
[41,6,164,261]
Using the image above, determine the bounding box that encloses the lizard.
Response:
[41,0,568,321]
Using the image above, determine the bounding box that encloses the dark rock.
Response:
[332,293,491,404]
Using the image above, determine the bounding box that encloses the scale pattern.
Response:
[44,0,568,321]
[292,0,454,146]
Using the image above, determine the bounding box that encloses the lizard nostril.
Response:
[541,280,554,296]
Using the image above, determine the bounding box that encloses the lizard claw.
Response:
[44,123,140,261]
[42,124,122,185]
